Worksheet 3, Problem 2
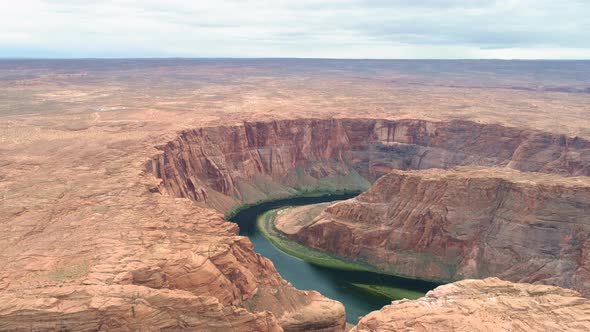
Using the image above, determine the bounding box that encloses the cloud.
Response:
[1,0,589,58]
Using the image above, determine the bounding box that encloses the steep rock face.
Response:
[352,277,590,332]
[151,118,590,213]
[285,167,590,295]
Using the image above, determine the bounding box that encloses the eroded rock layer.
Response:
[5,117,588,331]
[352,277,590,332]
[0,174,345,331]
[3,59,590,331]
[152,118,590,213]
[284,167,590,295]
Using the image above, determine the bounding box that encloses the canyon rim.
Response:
[1,59,590,331]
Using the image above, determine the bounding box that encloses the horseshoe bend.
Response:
[2,59,590,331]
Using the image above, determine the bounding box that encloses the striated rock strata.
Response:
[5,117,588,331]
[0,126,347,332]
[0,198,346,331]
[352,277,590,332]
[151,118,590,214]
[279,167,590,295]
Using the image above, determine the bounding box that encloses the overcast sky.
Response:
[1,0,589,59]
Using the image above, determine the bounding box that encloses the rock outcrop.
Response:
[0,196,346,331]
[279,167,590,296]
[0,284,283,331]
[352,277,590,332]
[152,118,590,214]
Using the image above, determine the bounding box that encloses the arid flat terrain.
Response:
[1,59,590,331]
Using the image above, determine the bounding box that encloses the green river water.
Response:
[229,194,438,324]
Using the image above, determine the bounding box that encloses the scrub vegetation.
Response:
[257,209,377,272]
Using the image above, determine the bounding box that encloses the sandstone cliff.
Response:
[152,118,590,214]
[280,167,590,295]
[352,277,590,332]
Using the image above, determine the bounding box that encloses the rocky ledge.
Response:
[276,167,590,295]
[352,277,590,332]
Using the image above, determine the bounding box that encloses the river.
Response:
[229,194,437,324]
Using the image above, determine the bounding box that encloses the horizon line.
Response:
[1,56,589,61]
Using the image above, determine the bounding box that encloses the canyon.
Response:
[151,116,590,327]
[2,59,590,330]
[151,118,590,214]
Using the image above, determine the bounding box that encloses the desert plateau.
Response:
[1,59,590,331]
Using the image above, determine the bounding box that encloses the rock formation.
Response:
[4,59,590,331]
[279,167,590,295]
[352,277,590,332]
[0,196,346,331]
[152,118,590,214]
[0,284,283,331]
[3,116,586,330]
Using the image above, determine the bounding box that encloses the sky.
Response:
[1,0,589,59]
